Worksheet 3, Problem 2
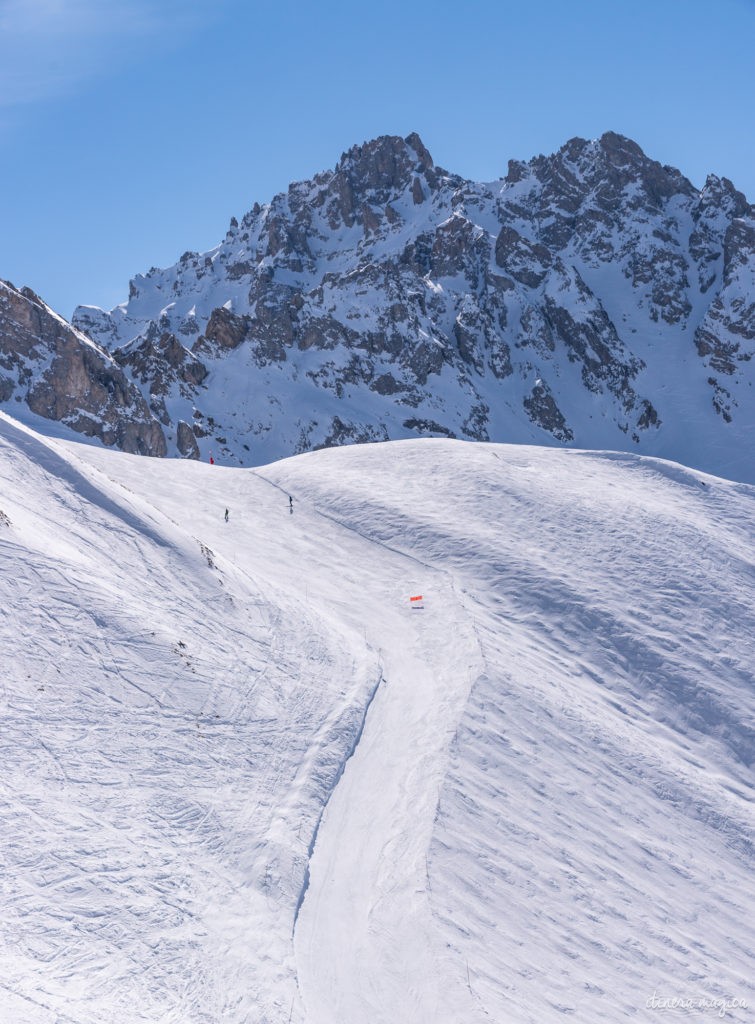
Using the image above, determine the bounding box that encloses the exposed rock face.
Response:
[176,419,200,460]
[50,129,755,481]
[203,307,249,350]
[524,380,573,442]
[0,280,166,455]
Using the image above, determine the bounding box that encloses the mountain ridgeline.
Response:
[3,131,754,479]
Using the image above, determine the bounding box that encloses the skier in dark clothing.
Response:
[289,496,293,514]
[224,508,229,522]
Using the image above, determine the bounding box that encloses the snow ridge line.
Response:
[292,664,385,934]
[310,504,440,575]
[255,466,442,576]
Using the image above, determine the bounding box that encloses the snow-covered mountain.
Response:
[1,411,753,1023]
[65,131,755,482]
[0,132,753,481]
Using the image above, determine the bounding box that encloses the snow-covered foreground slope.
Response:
[1,413,753,1023]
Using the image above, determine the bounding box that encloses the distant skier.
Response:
[224,508,229,523]
[209,453,215,466]
[289,495,294,515]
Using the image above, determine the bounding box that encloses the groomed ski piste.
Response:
[0,409,753,1024]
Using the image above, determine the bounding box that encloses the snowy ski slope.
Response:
[0,411,753,1023]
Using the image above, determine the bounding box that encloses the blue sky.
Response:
[2,0,754,319]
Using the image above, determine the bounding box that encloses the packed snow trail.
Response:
[2,417,753,1023]
[291,569,485,1023]
[252,462,489,1021]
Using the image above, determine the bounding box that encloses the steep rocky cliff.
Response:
[0,280,165,455]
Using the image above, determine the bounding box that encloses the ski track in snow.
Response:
[1,414,753,1023]
[287,518,486,1023]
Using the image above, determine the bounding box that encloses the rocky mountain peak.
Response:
[531,131,698,208]
[596,130,647,165]
[404,131,435,172]
[698,174,751,219]
[601,131,696,203]
[333,132,436,201]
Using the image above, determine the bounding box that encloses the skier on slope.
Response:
[224,508,229,522]
[289,495,293,514]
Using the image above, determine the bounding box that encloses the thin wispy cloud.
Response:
[0,0,216,110]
